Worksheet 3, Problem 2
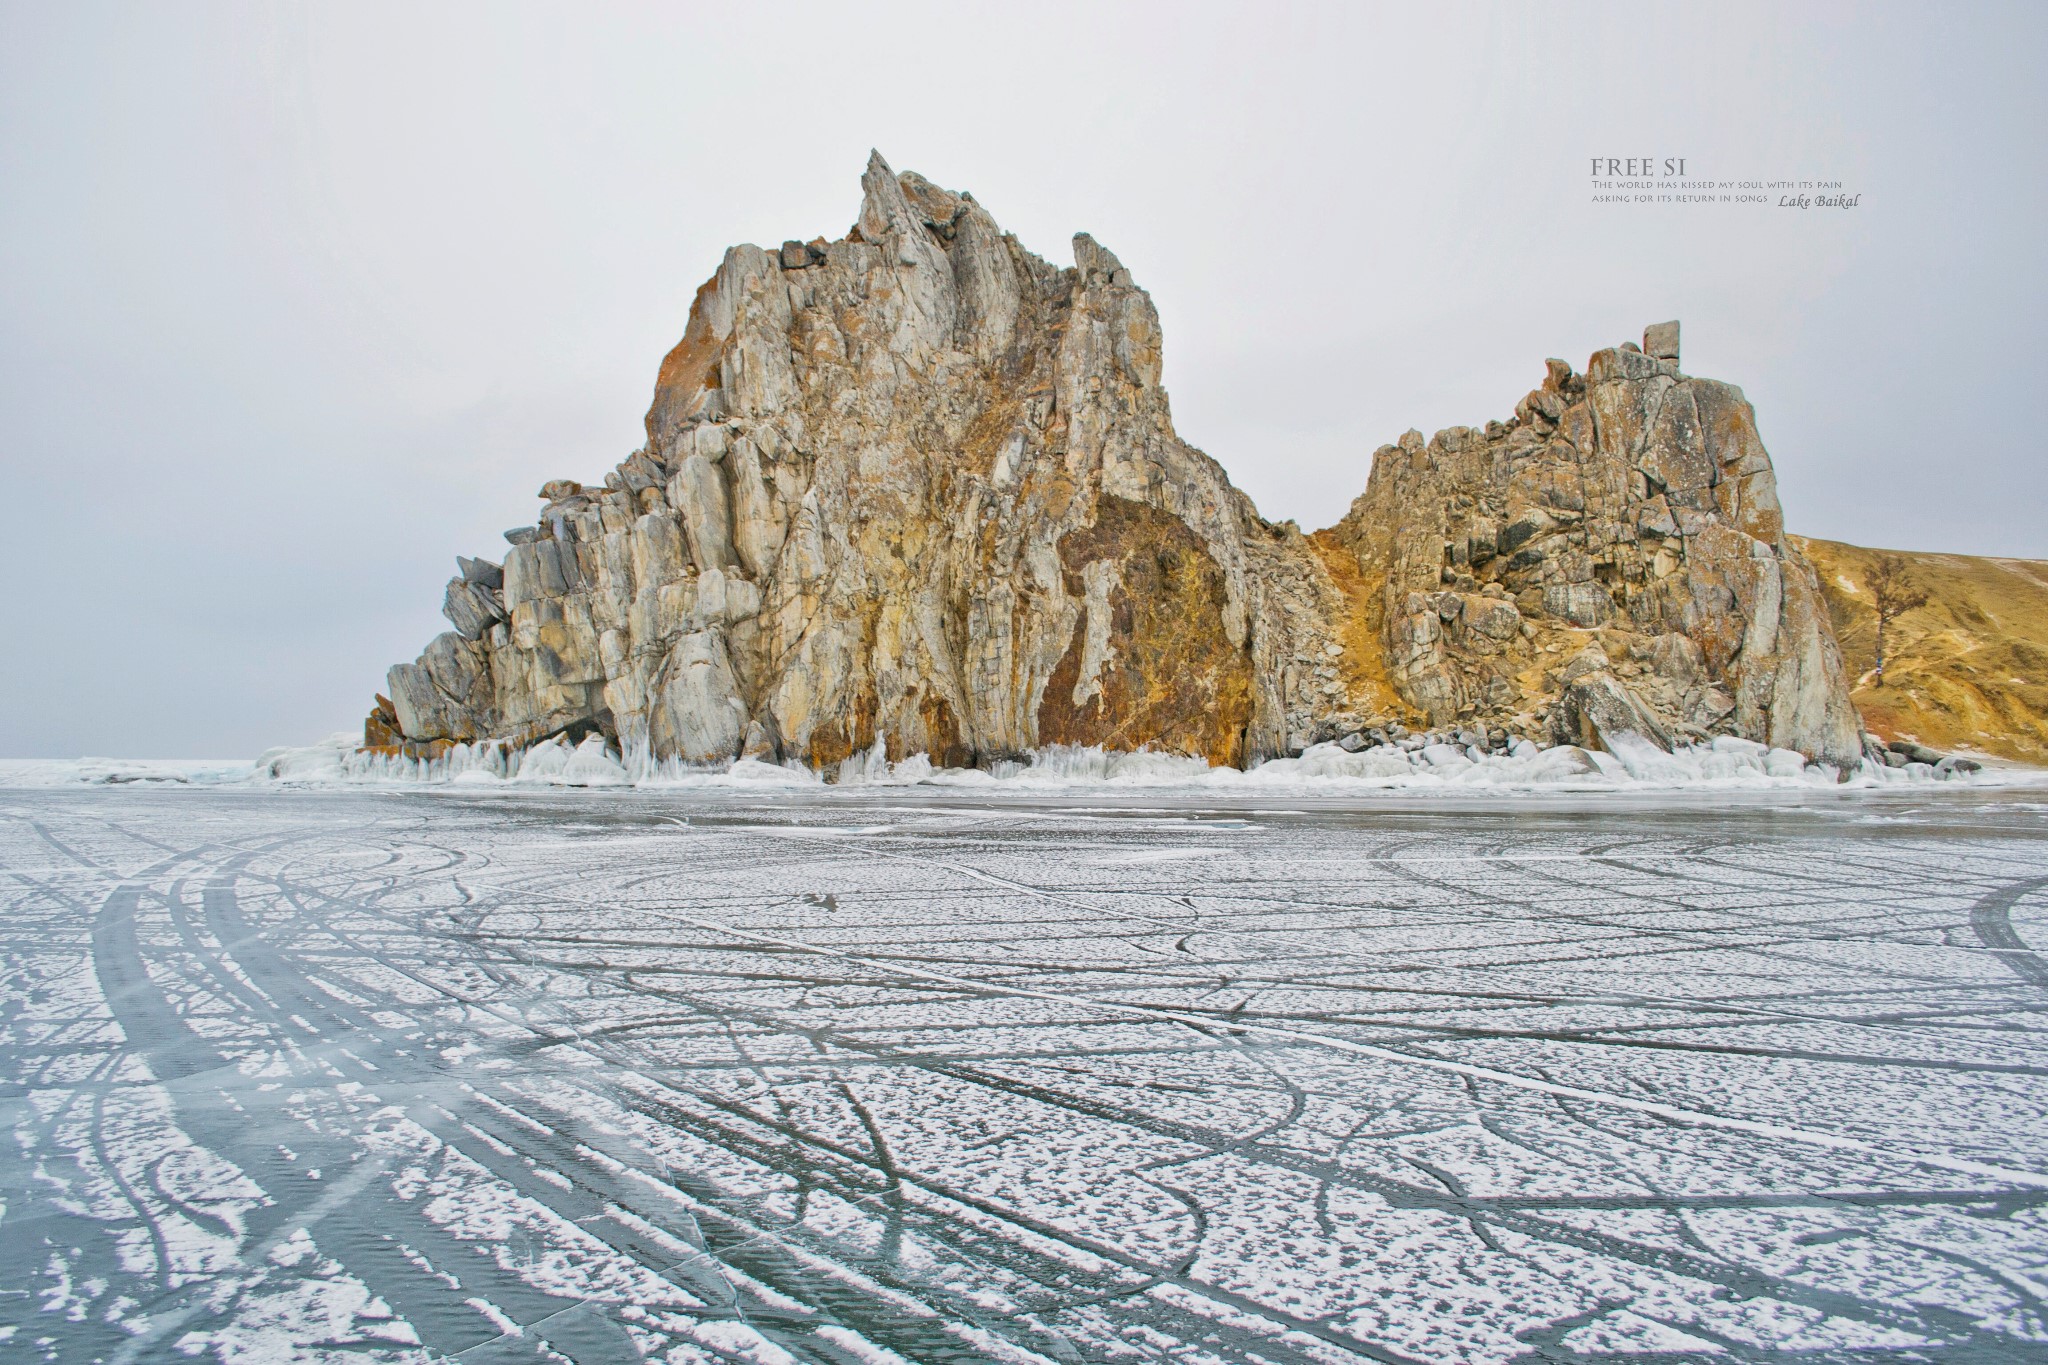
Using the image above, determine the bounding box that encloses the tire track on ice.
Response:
[532,865,2048,1195]
[212,836,1201,1365]
[549,948,2023,1351]
[90,839,652,1361]
[252,843,1416,1365]
[1970,875,2048,989]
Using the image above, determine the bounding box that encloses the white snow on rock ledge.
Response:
[2,733,2039,795]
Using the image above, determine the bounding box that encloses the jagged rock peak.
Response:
[371,158,1861,777]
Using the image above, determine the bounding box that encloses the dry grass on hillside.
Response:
[1795,535,2048,764]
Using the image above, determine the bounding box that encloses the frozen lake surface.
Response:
[5,786,2048,1363]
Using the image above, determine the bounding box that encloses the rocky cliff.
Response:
[1322,326,1863,767]
[368,154,1863,774]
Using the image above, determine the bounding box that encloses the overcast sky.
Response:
[4,2,2044,757]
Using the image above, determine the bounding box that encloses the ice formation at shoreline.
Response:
[1,731,2035,795]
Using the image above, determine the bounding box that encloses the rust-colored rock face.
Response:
[374,157,1866,772]
[645,275,725,449]
[1037,497,1256,766]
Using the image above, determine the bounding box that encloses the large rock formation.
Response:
[371,154,1863,773]
[1322,326,1863,767]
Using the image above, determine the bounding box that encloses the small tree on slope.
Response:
[1867,553,1929,688]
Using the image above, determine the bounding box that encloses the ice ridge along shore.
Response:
[0,732,2024,793]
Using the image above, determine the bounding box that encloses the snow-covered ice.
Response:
[3,782,2048,1362]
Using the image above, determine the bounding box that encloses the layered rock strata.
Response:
[373,154,1862,773]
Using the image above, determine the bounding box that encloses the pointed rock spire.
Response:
[1073,233,1131,287]
[857,149,911,242]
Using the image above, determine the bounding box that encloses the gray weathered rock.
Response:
[387,632,491,741]
[1552,671,1674,754]
[740,717,781,762]
[442,578,505,641]
[458,556,504,589]
[648,630,748,764]
[669,455,737,573]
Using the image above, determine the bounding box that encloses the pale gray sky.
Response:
[4,1,2043,757]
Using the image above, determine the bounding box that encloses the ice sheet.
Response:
[3,785,2047,1360]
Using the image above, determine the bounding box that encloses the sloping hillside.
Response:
[1795,536,2048,764]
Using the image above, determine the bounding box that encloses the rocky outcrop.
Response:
[370,154,1863,773]
[1322,324,1863,767]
